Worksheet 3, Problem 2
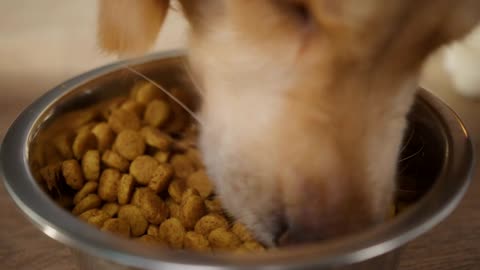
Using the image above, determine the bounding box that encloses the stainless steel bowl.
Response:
[1,50,475,270]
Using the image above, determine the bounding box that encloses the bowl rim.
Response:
[0,50,475,269]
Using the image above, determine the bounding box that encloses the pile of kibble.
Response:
[32,81,265,253]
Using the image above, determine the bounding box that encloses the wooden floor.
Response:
[1,1,479,269]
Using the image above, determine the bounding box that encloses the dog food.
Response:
[35,81,265,253]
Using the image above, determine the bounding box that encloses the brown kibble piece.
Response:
[171,155,195,179]
[120,100,145,117]
[131,188,148,207]
[62,159,84,190]
[82,150,100,181]
[132,81,164,104]
[72,130,97,159]
[98,169,121,202]
[187,170,213,199]
[129,155,159,185]
[144,99,170,127]
[168,179,186,203]
[101,218,130,238]
[158,218,186,249]
[91,122,114,152]
[73,194,102,215]
[139,189,168,224]
[117,174,135,205]
[140,126,171,150]
[102,203,120,217]
[118,205,148,237]
[78,209,99,221]
[114,130,145,160]
[108,109,141,133]
[208,228,242,251]
[102,150,130,172]
[153,151,170,163]
[242,241,266,252]
[205,198,224,214]
[180,193,206,230]
[184,232,211,252]
[73,181,98,204]
[147,225,159,237]
[86,209,110,228]
[166,198,181,219]
[231,223,255,242]
[149,163,173,193]
[194,214,229,237]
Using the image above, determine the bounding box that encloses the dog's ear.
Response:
[98,0,170,56]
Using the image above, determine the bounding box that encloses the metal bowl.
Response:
[0,50,475,270]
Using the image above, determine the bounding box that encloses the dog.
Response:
[97,0,480,246]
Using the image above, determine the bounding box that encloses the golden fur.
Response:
[98,0,480,246]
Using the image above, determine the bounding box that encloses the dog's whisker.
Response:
[122,64,204,125]
[400,127,415,153]
[399,143,424,162]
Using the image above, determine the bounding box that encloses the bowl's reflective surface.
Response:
[1,51,474,270]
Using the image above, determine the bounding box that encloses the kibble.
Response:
[117,174,135,205]
[138,189,168,224]
[102,218,131,237]
[148,163,173,193]
[82,150,100,181]
[118,205,148,237]
[184,232,210,252]
[108,109,141,133]
[62,159,84,190]
[129,155,159,185]
[73,181,98,204]
[187,170,213,198]
[180,192,206,230]
[72,194,102,215]
[114,130,145,161]
[158,218,185,249]
[208,227,242,251]
[91,122,114,152]
[194,214,229,237]
[102,203,120,217]
[37,82,275,254]
[98,169,121,202]
[144,99,170,127]
[102,150,130,172]
[72,129,97,159]
[141,126,171,150]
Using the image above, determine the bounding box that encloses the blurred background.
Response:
[0,0,188,139]
[0,1,479,269]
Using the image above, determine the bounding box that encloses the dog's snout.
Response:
[278,203,379,246]
[277,171,385,246]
